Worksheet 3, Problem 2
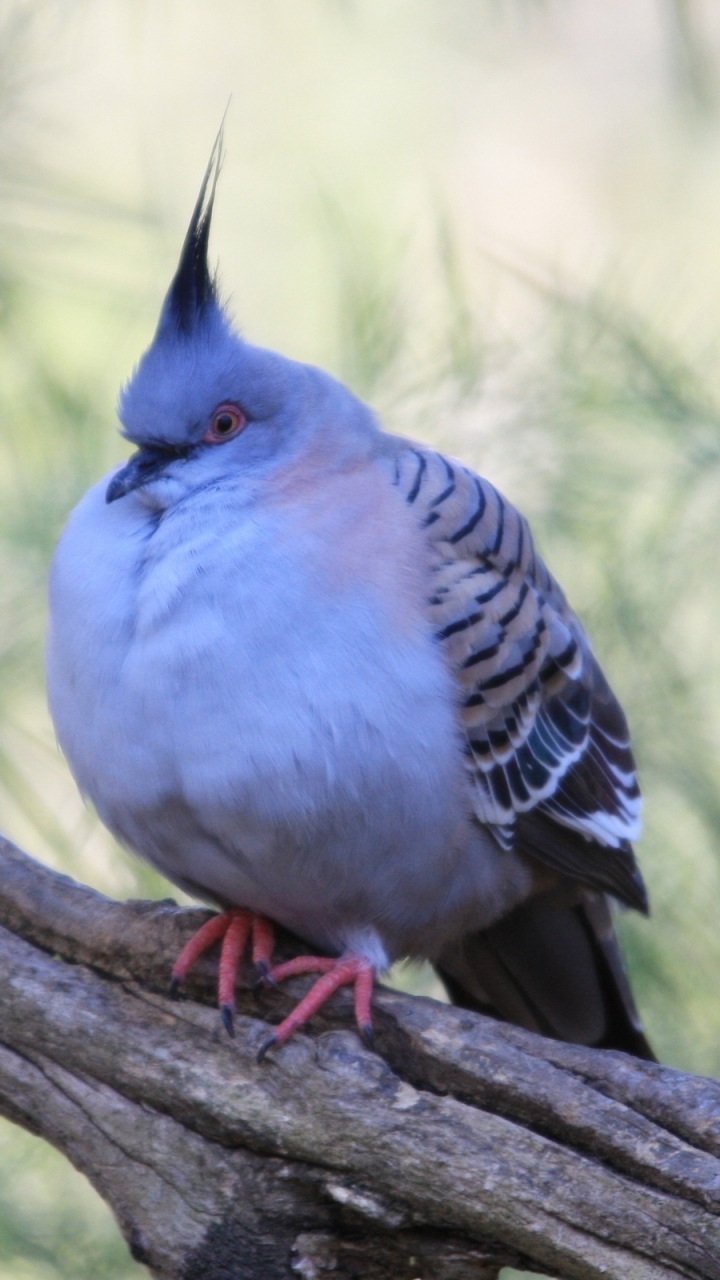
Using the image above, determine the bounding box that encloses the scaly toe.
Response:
[255,954,376,1055]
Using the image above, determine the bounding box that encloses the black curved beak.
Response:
[106,445,187,503]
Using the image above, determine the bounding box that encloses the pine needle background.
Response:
[1,2,720,1276]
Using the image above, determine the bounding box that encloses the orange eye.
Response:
[203,403,247,443]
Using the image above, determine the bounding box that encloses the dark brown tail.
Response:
[434,886,655,1061]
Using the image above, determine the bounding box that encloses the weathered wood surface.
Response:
[0,834,719,1280]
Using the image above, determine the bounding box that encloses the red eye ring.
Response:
[203,403,247,443]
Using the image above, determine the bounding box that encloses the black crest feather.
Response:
[163,123,224,335]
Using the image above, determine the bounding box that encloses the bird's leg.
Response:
[256,954,375,1062]
[170,912,375,1055]
[250,914,276,982]
[170,908,276,1037]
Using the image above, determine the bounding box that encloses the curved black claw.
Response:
[169,976,180,1000]
[253,961,279,1001]
[257,1034,277,1064]
[359,1023,375,1051]
[220,1003,235,1039]
[255,960,278,986]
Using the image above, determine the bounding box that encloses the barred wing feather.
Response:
[394,445,646,912]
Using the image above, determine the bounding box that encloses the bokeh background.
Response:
[1,1,720,1276]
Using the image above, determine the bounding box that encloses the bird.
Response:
[46,132,654,1063]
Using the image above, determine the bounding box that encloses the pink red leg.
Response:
[170,908,275,1037]
[353,964,374,1041]
[170,911,376,1055]
[251,915,276,978]
[267,956,337,982]
[170,911,239,991]
[257,954,376,1062]
[218,912,252,1036]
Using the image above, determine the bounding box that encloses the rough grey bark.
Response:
[0,835,719,1279]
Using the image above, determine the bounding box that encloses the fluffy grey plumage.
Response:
[47,138,653,1058]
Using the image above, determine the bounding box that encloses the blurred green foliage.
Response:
[0,1126,139,1280]
[1,1,720,1277]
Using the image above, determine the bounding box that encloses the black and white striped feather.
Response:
[394,445,646,912]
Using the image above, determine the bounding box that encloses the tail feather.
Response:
[434,887,655,1061]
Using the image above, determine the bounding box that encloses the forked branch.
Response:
[0,834,718,1280]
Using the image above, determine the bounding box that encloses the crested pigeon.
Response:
[47,134,653,1061]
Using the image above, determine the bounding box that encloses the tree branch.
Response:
[0,834,718,1279]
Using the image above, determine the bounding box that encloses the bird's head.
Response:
[110,132,375,508]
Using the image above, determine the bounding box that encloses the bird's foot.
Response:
[169,912,375,1055]
[170,908,275,1037]
[256,954,375,1062]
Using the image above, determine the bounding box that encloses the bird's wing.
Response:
[435,886,655,1058]
[393,445,646,911]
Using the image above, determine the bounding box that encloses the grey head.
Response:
[110,131,377,506]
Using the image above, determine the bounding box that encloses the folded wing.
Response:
[394,445,646,913]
